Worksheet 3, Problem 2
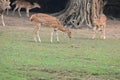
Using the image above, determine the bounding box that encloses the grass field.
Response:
[0,24,120,80]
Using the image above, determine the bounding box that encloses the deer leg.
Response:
[18,7,22,17]
[56,32,59,42]
[34,35,37,43]
[6,9,9,15]
[37,24,41,42]
[100,26,103,39]
[102,24,106,39]
[54,29,59,42]
[34,27,38,42]
[50,32,54,43]
[36,31,41,42]
[34,28,41,42]
[99,24,106,40]
[26,9,30,17]
[34,24,41,42]
[92,27,97,39]
[12,5,18,15]
[1,14,5,26]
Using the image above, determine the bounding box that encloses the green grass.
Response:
[0,27,120,80]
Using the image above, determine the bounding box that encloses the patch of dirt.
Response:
[106,20,120,38]
[0,11,119,80]
[0,11,120,39]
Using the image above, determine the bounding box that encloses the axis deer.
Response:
[12,0,40,17]
[30,13,72,43]
[0,0,11,26]
[92,14,107,39]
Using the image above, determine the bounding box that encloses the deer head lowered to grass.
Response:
[30,13,72,43]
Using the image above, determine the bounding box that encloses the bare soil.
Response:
[0,11,120,39]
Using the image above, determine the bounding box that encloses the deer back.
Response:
[30,13,63,28]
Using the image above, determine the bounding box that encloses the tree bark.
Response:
[53,0,107,28]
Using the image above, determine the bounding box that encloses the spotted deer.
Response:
[30,13,72,43]
[92,14,107,39]
[12,0,40,17]
[0,0,11,26]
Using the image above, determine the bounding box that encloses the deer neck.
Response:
[58,26,66,32]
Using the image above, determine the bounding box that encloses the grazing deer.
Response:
[12,0,40,17]
[0,0,11,26]
[92,14,107,39]
[30,13,72,43]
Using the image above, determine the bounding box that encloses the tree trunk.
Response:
[53,0,107,28]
